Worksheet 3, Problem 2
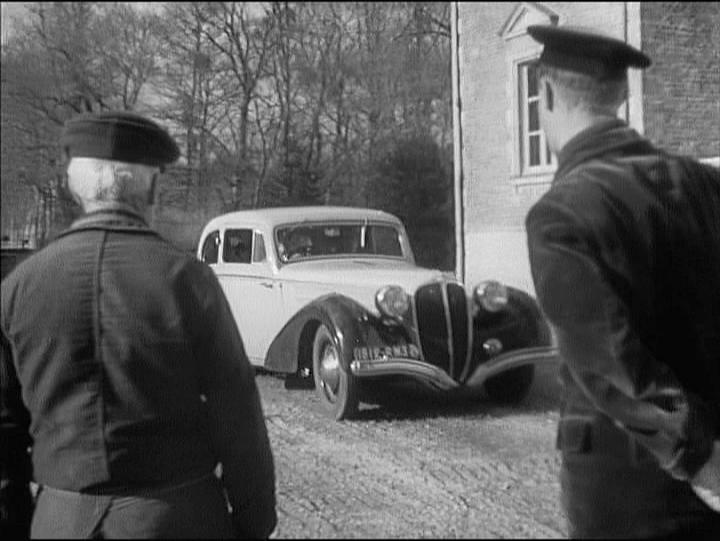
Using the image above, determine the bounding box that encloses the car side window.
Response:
[223,229,253,264]
[201,230,220,264]
[252,232,267,263]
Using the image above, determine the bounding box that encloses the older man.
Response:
[1,111,277,538]
[524,25,720,538]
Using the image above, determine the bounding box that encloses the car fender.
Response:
[473,287,551,343]
[509,287,552,345]
[506,287,552,344]
[467,286,552,379]
[264,294,370,374]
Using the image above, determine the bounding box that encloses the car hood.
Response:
[277,258,458,314]
[279,258,451,290]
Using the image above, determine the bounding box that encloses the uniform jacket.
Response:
[526,118,720,480]
[1,209,277,538]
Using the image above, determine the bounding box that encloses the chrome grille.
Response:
[447,283,469,380]
[414,282,470,381]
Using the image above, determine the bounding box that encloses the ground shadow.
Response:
[259,363,563,423]
[351,362,563,422]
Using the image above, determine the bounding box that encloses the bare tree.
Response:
[198,2,276,209]
[2,2,453,251]
[155,2,235,210]
[1,2,164,246]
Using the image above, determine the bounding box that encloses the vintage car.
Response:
[197,206,557,420]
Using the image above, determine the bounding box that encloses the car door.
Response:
[215,227,283,366]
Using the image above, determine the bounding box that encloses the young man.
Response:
[525,25,720,538]
[1,111,277,538]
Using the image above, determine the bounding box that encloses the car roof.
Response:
[203,206,403,230]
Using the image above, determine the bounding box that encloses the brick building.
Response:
[452,2,720,294]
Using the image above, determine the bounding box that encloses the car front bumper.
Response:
[349,345,559,391]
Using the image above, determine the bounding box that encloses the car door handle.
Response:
[260,281,274,289]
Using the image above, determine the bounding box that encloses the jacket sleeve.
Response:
[526,187,717,480]
[1,307,34,539]
[177,261,277,539]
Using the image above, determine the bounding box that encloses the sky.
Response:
[1,2,164,45]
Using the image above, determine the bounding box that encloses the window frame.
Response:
[518,58,555,176]
[509,52,556,187]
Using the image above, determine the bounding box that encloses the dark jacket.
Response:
[1,209,277,538]
[526,118,720,480]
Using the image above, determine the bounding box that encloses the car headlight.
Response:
[375,285,410,320]
[473,280,509,312]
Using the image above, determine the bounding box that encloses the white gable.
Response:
[499,2,561,40]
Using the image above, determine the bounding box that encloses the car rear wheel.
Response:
[484,364,535,404]
[312,323,360,420]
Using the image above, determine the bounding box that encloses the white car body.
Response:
[197,206,439,365]
[197,205,556,419]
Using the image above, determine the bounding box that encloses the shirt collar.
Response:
[554,117,652,180]
[69,207,150,230]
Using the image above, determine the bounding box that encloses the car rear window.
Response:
[200,231,220,264]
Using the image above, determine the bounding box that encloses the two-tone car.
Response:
[197,206,557,420]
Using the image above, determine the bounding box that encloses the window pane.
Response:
[223,229,253,263]
[201,231,219,264]
[527,63,538,97]
[252,232,266,262]
[276,223,404,261]
[277,226,314,262]
[369,226,403,256]
[546,140,552,164]
[529,101,539,131]
[529,135,540,166]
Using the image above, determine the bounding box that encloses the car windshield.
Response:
[276,222,404,263]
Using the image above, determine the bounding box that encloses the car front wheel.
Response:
[312,323,360,420]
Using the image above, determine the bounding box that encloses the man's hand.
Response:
[691,440,720,513]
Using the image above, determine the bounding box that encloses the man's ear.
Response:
[545,81,554,112]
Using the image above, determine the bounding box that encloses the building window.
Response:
[518,60,554,174]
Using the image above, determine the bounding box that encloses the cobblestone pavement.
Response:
[257,363,568,539]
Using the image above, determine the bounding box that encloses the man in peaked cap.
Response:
[524,25,720,538]
[1,111,277,539]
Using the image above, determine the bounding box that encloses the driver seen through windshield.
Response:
[276,223,403,262]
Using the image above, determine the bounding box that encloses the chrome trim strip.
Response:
[464,346,559,388]
[441,282,455,379]
[459,287,474,383]
[350,358,459,391]
[409,287,422,357]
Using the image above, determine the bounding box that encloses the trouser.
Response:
[558,414,720,539]
[30,473,235,539]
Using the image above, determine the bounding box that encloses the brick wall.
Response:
[641,2,720,159]
[458,2,626,293]
[458,2,718,295]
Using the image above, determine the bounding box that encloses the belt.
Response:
[40,470,218,498]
